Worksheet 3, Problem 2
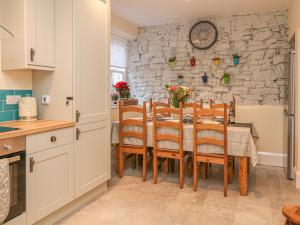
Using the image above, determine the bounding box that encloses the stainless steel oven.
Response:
[0,135,26,223]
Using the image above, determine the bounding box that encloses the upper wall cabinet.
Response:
[1,0,55,71]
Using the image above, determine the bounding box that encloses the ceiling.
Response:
[111,0,290,27]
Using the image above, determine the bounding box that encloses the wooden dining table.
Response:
[111,118,259,196]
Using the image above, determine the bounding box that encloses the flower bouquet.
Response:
[165,84,192,108]
[113,81,131,99]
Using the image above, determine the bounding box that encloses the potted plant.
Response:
[165,84,192,108]
[223,73,231,85]
[233,54,241,65]
[177,74,184,85]
[190,56,196,67]
[113,81,131,99]
[213,57,221,66]
[168,56,177,69]
[111,92,119,105]
[202,72,208,84]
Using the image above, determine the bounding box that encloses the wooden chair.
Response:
[182,100,203,177]
[118,101,148,181]
[210,99,237,175]
[153,102,185,188]
[282,205,300,225]
[149,98,171,116]
[193,103,229,196]
[183,99,203,113]
[210,97,235,115]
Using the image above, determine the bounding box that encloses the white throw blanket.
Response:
[0,159,10,224]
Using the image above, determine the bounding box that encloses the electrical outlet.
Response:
[6,95,21,104]
[42,95,51,105]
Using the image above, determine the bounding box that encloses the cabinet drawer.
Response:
[0,137,26,156]
[27,128,73,154]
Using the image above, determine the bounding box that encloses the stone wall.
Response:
[127,11,289,105]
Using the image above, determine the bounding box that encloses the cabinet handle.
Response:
[2,144,12,151]
[76,128,81,140]
[50,136,57,142]
[30,48,35,62]
[30,157,35,173]
[76,110,81,123]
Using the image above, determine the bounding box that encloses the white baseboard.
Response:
[257,151,287,167]
[293,168,300,189]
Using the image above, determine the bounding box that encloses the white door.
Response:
[74,0,110,124]
[27,0,55,68]
[75,121,110,198]
[26,144,74,225]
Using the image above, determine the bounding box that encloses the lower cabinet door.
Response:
[26,144,74,225]
[75,120,110,198]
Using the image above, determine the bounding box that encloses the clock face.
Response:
[189,21,218,50]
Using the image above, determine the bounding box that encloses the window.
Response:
[111,67,126,88]
[110,37,127,90]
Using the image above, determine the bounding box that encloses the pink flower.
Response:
[170,86,177,91]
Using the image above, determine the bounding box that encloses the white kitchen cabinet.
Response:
[74,0,110,124]
[32,0,111,200]
[26,143,74,225]
[75,121,110,198]
[1,0,55,70]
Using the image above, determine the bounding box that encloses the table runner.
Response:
[111,120,258,166]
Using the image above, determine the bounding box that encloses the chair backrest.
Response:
[153,102,183,152]
[210,98,235,114]
[149,98,171,117]
[183,100,203,114]
[193,103,227,156]
[119,100,147,148]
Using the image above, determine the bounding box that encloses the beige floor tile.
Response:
[56,164,295,225]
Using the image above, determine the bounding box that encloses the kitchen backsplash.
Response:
[0,90,32,122]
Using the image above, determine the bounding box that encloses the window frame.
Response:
[110,66,127,93]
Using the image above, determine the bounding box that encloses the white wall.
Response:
[288,0,300,39]
[111,13,138,40]
[236,105,286,167]
[0,42,32,89]
[127,11,289,105]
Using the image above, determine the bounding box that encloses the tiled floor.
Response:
[57,161,299,225]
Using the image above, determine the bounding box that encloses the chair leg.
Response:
[180,158,184,189]
[118,149,124,178]
[228,157,234,184]
[115,144,119,175]
[224,160,228,197]
[153,153,158,184]
[187,154,193,177]
[163,158,169,174]
[142,153,147,182]
[247,157,250,174]
[200,162,207,179]
[131,154,136,169]
[193,157,197,192]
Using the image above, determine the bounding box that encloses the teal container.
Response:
[233,57,240,65]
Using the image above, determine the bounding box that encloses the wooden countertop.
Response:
[0,120,75,140]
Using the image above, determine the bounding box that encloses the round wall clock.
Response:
[189,21,218,50]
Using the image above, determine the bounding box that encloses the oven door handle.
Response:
[7,155,21,164]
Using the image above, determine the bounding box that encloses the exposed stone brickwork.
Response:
[127,11,289,105]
